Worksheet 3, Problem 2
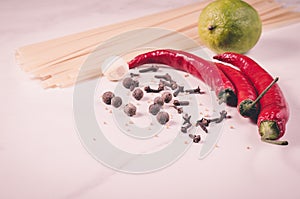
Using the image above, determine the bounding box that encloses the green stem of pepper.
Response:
[218,89,237,107]
[239,77,279,117]
[259,121,288,145]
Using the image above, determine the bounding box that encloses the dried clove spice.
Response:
[182,113,191,125]
[154,73,172,82]
[173,86,184,97]
[195,121,208,133]
[130,73,140,77]
[195,110,228,133]
[144,85,164,93]
[173,100,189,106]
[193,135,201,143]
[213,110,228,123]
[181,123,192,133]
[189,134,201,143]
[196,118,211,127]
[159,80,171,88]
[138,65,159,73]
[185,86,204,94]
[171,105,183,114]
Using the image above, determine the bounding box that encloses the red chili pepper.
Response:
[214,52,289,145]
[128,49,237,106]
[216,62,259,118]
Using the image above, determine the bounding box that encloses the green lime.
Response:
[198,0,262,54]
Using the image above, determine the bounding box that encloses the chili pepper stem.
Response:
[261,138,288,145]
[259,121,288,145]
[218,89,237,106]
[239,77,279,117]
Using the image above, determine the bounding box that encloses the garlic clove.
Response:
[102,56,129,81]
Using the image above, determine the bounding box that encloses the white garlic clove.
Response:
[102,56,129,81]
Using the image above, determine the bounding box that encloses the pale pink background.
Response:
[1,0,300,199]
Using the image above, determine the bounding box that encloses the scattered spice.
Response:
[195,121,208,133]
[171,105,183,114]
[213,110,228,123]
[139,65,159,73]
[173,85,184,97]
[156,111,170,125]
[132,88,144,100]
[129,80,139,91]
[181,123,192,133]
[154,96,164,106]
[130,73,140,77]
[111,96,122,108]
[144,85,164,93]
[189,134,201,143]
[149,104,161,115]
[154,73,177,90]
[196,118,210,127]
[195,110,228,133]
[159,80,171,89]
[182,114,191,125]
[124,103,137,117]
[170,82,178,90]
[185,86,203,94]
[102,91,115,105]
[154,73,172,82]
[162,92,172,103]
[122,77,133,89]
[173,100,190,106]
[122,77,139,91]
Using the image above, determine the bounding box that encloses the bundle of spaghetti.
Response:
[15,0,300,88]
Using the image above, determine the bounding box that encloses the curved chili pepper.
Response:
[216,62,259,118]
[214,52,289,145]
[128,49,237,106]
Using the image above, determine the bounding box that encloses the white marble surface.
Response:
[1,0,300,199]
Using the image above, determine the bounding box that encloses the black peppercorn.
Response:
[132,88,144,100]
[122,77,133,89]
[124,103,137,117]
[162,92,172,103]
[102,91,115,105]
[156,111,170,125]
[111,96,122,108]
[149,104,161,115]
[154,96,164,106]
